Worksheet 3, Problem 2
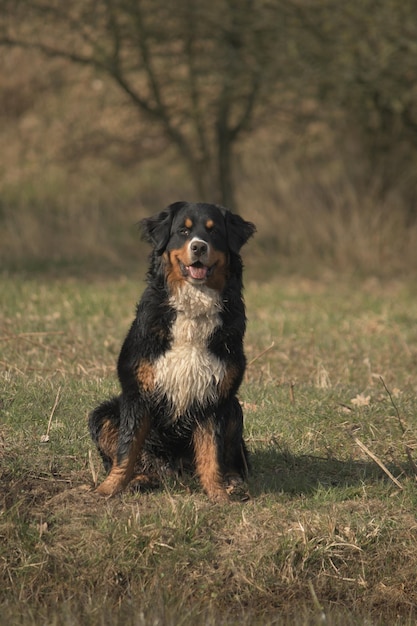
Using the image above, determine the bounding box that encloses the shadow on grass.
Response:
[249,445,403,498]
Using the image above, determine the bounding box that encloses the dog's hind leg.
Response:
[89,397,121,473]
[93,396,151,497]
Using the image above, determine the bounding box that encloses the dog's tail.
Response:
[88,396,121,473]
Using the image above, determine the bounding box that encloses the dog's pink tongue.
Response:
[188,265,208,280]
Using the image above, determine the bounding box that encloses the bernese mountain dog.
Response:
[89,201,255,502]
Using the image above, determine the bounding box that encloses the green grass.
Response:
[2,271,417,625]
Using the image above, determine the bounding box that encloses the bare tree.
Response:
[0,0,284,209]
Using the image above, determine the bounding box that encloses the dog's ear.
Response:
[223,209,256,254]
[141,201,187,254]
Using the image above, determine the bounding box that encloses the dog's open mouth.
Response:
[180,261,213,281]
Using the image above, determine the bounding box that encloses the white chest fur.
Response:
[154,283,226,417]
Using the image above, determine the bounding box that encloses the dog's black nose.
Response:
[190,240,208,257]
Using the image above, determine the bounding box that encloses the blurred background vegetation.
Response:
[1,0,416,276]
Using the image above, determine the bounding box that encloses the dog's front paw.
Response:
[206,486,230,504]
[95,475,124,497]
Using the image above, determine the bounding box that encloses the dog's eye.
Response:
[179,227,190,237]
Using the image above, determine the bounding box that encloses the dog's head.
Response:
[142,202,255,292]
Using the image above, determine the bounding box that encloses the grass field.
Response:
[2,266,417,625]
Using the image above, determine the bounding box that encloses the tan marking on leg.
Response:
[97,419,118,461]
[96,416,151,497]
[130,473,160,491]
[136,361,155,393]
[193,422,229,503]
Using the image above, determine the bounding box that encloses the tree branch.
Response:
[129,0,197,170]
[230,71,262,142]
[183,0,211,189]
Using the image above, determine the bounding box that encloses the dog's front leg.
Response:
[96,408,150,497]
[193,419,229,503]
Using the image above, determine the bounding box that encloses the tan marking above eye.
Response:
[206,219,214,230]
[185,217,193,229]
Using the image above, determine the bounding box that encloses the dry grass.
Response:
[2,273,417,625]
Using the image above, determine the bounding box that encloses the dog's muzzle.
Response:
[180,239,214,282]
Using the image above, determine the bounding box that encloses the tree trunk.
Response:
[216,82,237,211]
[217,128,236,210]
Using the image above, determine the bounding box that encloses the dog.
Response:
[89,201,255,501]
